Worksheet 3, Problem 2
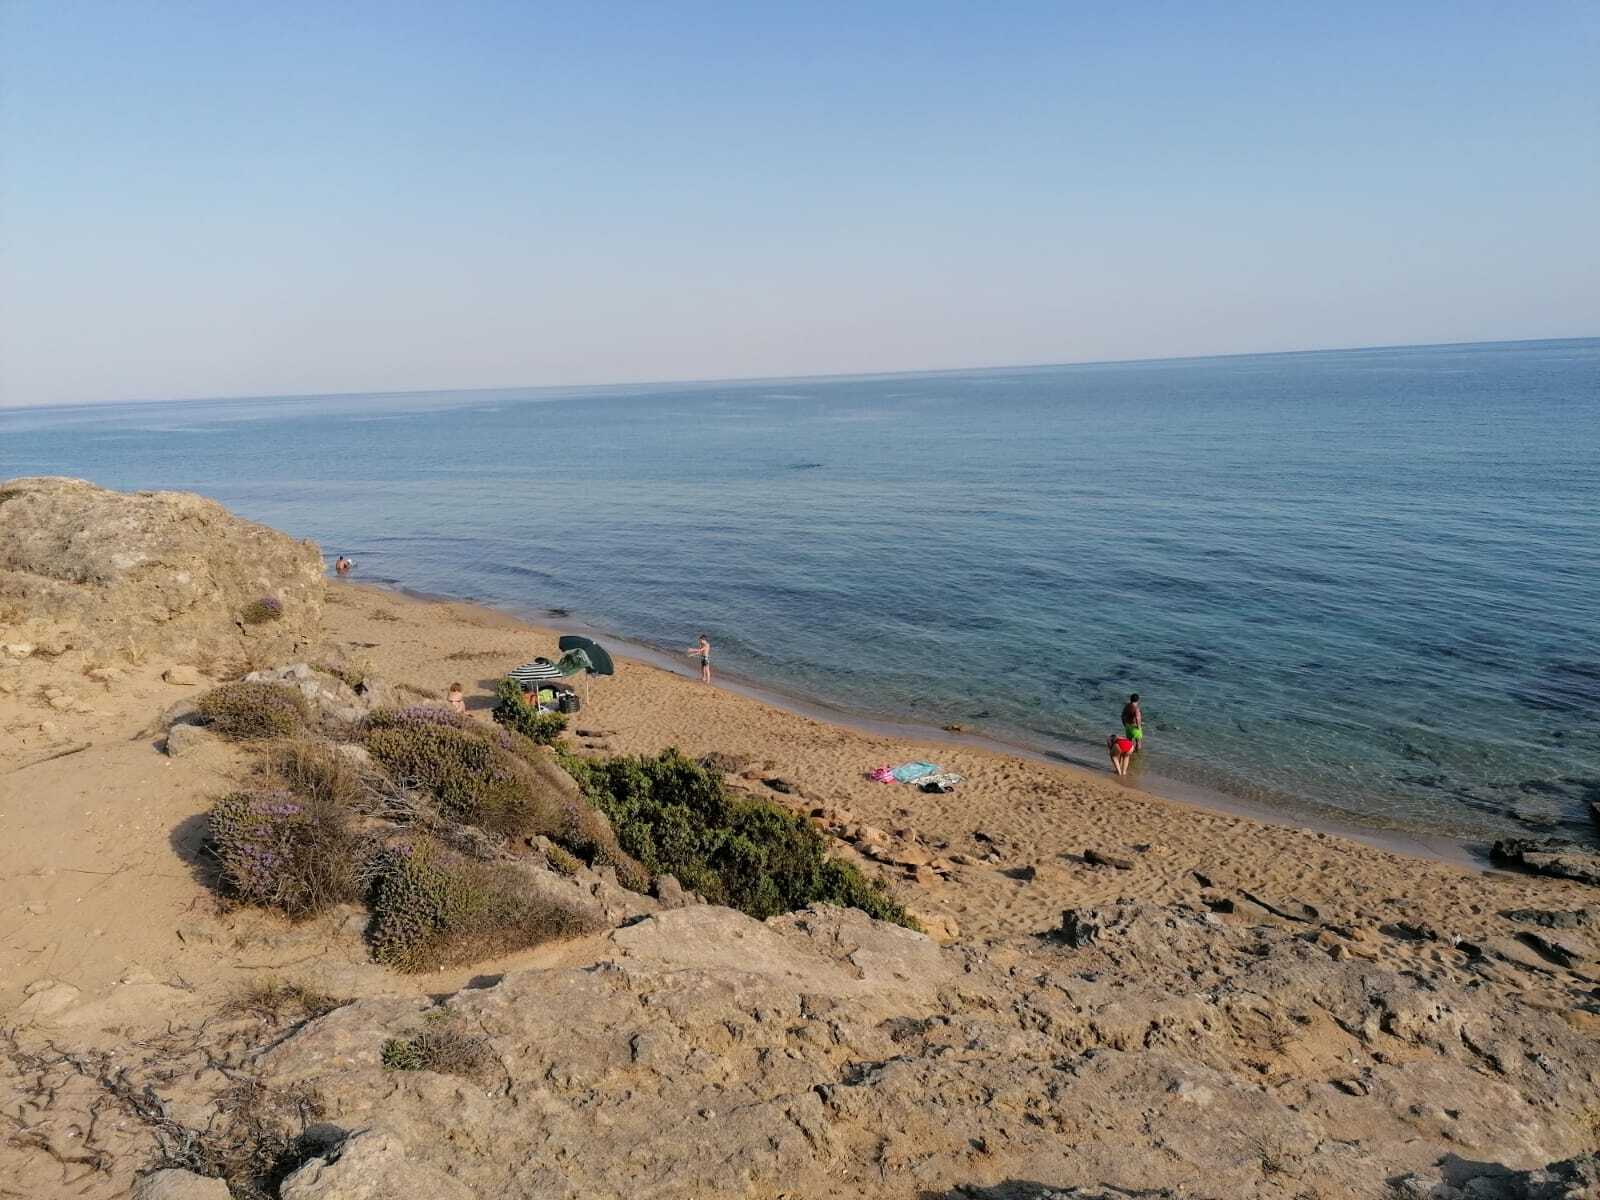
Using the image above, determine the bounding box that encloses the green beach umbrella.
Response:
[557,635,614,676]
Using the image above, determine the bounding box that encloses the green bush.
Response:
[367,839,600,973]
[207,790,370,919]
[197,681,310,739]
[491,678,567,744]
[560,748,913,926]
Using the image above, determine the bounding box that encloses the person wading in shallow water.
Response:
[1121,693,1144,753]
[335,555,353,576]
[686,634,711,684]
[1106,733,1136,776]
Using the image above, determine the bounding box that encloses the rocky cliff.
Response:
[0,476,324,660]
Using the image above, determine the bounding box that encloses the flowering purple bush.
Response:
[208,789,368,918]
[241,595,285,625]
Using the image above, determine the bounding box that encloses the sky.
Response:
[1,1,1597,407]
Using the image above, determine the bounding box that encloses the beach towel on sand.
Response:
[918,772,962,793]
[869,765,896,783]
[890,761,940,783]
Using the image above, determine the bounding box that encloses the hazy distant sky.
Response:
[2,2,1596,407]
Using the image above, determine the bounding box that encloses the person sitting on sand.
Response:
[1121,693,1144,752]
[335,555,353,576]
[448,682,466,714]
[686,634,711,684]
[1106,733,1136,776]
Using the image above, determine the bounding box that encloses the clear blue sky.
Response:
[2,1,1596,406]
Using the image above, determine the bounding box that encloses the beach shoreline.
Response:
[354,576,1485,871]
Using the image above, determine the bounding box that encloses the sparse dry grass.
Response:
[225,979,348,1025]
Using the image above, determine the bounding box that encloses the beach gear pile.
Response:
[869,761,963,793]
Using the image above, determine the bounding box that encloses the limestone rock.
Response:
[0,477,324,660]
[331,742,371,767]
[165,722,219,757]
[907,909,959,943]
[653,873,690,908]
[163,665,203,685]
[1491,837,1600,886]
[132,1169,231,1200]
[280,1129,474,1200]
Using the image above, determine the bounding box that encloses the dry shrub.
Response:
[380,1024,494,1079]
[367,839,600,973]
[226,979,348,1025]
[207,790,373,919]
[240,596,284,625]
[544,843,582,876]
[363,719,539,836]
[197,681,310,739]
[266,739,366,809]
[154,1075,326,1199]
[361,706,645,884]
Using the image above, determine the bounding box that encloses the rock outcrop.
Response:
[5,895,1600,1198]
[0,476,324,660]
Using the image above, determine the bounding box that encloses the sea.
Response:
[3,338,1597,844]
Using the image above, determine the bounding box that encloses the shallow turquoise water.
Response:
[4,338,1597,840]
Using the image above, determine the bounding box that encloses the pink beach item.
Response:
[869,765,896,783]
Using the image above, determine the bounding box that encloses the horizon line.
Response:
[3,332,1594,414]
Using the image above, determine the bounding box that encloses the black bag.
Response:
[558,692,581,714]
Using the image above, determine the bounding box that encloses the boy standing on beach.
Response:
[1121,693,1144,752]
[686,635,711,684]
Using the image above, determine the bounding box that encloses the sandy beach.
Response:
[318,581,1590,958]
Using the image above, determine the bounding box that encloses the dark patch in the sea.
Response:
[1400,742,1441,766]
[545,607,570,618]
[1164,648,1216,677]
[786,462,824,470]
[1512,660,1600,716]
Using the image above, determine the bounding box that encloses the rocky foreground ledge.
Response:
[13,899,1600,1199]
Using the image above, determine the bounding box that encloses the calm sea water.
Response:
[4,339,1597,841]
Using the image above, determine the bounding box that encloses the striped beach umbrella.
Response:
[507,659,567,688]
